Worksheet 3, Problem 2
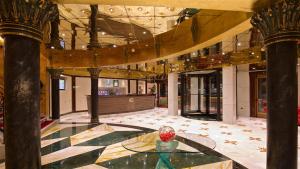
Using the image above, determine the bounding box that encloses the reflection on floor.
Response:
[60,108,300,169]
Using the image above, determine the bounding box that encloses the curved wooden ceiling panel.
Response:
[48,10,252,68]
[53,0,256,12]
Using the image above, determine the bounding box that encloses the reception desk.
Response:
[87,95,155,115]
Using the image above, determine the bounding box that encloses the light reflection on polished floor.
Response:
[60,108,300,169]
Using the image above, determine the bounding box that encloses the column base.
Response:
[91,118,99,124]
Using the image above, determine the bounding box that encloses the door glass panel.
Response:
[257,78,267,116]
[190,77,199,111]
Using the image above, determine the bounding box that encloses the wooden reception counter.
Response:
[87,95,155,115]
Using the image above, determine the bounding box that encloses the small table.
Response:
[122,132,218,169]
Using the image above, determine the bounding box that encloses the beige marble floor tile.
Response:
[70,124,114,146]
[75,164,108,169]
[42,146,103,165]
[41,137,68,148]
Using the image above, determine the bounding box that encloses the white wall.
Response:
[168,73,178,115]
[237,64,250,117]
[75,77,90,111]
[130,80,137,94]
[222,66,237,124]
[60,76,72,114]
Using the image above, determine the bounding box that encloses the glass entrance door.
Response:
[181,71,222,120]
[256,76,267,118]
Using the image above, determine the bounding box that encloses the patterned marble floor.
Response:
[0,122,233,169]
[60,108,300,169]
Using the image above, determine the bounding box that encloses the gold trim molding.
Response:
[251,0,300,46]
[0,0,56,42]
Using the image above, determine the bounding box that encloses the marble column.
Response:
[251,1,300,168]
[87,68,101,124]
[204,76,210,114]
[48,4,62,49]
[0,1,54,168]
[48,69,63,120]
[222,66,237,124]
[168,73,178,116]
[180,74,186,116]
[216,70,222,121]
[87,5,100,49]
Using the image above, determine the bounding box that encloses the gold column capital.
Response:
[0,0,57,42]
[48,68,64,79]
[87,68,101,79]
[251,0,300,46]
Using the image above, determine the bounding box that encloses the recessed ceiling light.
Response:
[251,52,255,55]
[131,48,135,52]
[143,31,147,35]
[137,7,143,11]
[51,46,55,49]
[222,52,225,55]
[82,45,85,49]
[109,8,114,13]
[113,44,117,48]
[62,33,65,37]
[101,32,106,35]
[237,42,242,46]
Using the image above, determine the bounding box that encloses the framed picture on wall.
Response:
[113,80,119,87]
[59,79,66,90]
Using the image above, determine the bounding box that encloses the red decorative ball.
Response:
[159,126,176,142]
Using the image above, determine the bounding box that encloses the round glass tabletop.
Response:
[121,131,216,153]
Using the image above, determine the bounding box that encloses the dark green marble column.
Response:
[4,35,41,169]
[251,1,300,168]
[48,69,63,120]
[87,68,101,124]
[0,1,54,168]
[87,5,101,49]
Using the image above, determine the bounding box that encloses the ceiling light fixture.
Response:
[51,46,55,49]
[137,7,143,11]
[222,52,225,55]
[62,33,65,37]
[101,32,106,35]
[237,42,242,46]
[109,8,114,13]
[131,48,135,53]
[113,44,117,48]
[143,31,147,35]
[82,45,85,49]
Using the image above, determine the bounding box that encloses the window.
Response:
[59,79,66,90]
[113,80,119,87]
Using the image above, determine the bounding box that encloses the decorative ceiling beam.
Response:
[48,10,252,68]
[53,0,256,12]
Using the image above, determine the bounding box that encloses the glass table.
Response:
[121,132,218,169]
